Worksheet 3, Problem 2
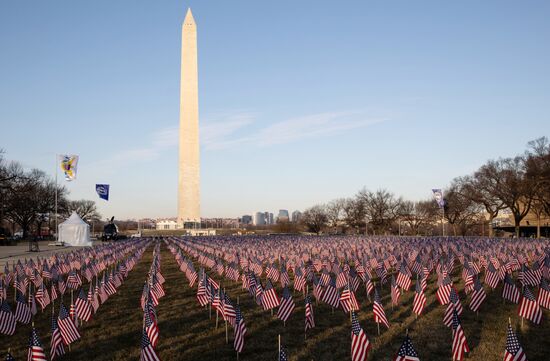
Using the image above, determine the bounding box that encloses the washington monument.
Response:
[178,8,200,226]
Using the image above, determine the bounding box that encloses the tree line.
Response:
[301,137,550,238]
[0,150,101,239]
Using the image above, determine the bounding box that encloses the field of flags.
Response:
[1,235,550,360]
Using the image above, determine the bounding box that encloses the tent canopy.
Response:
[58,211,91,246]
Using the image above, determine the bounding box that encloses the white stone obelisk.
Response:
[178,8,200,227]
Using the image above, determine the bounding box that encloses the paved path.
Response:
[0,241,101,269]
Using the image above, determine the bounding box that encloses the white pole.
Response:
[442,208,445,237]
[54,154,58,242]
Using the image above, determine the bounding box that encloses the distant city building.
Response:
[254,212,266,225]
[277,209,290,223]
[240,215,253,225]
[291,210,302,223]
[268,212,274,225]
[156,218,179,230]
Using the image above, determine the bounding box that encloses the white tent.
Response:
[58,212,91,247]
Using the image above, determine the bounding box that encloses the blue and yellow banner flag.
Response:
[59,155,79,181]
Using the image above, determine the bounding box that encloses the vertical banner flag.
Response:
[432,189,445,208]
[59,155,79,181]
[96,184,110,201]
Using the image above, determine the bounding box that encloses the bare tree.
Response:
[456,175,506,237]
[301,205,328,234]
[342,198,366,233]
[524,137,550,237]
[65,200,101,223]
[400,200,439,235]
[358,188,402,235]
[444,182,483,236]
[477,157,535,237]
[5,168,67,238]
[325,198,345,233]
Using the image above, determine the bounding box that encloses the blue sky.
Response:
[1,0,549,219]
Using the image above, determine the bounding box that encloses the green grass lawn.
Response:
[2,243,549,360]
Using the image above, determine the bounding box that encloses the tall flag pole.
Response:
[54,154,58,243]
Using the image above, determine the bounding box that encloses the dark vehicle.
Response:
[0,227,10,245]
[102,217,119,241]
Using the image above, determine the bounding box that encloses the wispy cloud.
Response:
[201,112,255,150]
[255,111,385,146]
[202,110,387,150]
[92,109,387,169]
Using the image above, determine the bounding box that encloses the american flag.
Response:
[223,294,236,327]
[277,286,295,323]
[58,302,81,345]
[502,273,520,304]
[391,276,401,307]
[364,273,374,296]
[140,328,160,361]
[537,278,550,310]
[340,285,359,313]
[212,288,221,312]
[234,305,246,353]
[394,335,420,361]
[503,323,527,361]
[518,287,543,325]
[262,280,280,310]
[35,283,49,310]
[293,268,306,292]
[313,275,323,301]
[51,314,65,360]
[267,263,280,282]
[349,268,360,292]
[436,276,452,305]
[104,274,117,296]
[469,277,486,312]
[396,263,411,291]
[280,267,290,287]
[322,277,340,308]
[351,312,371,361]
[320,269,331,287]
[144,303,159,349]
[15,292,31,324]
[443,288,463,328]
[98,277,108,304]
[485,263,500,289]
[57,278,66,295]
[254,278,264,306]
[196,277,208,307]
[66,270,81,290]
[305,295,315,331]
[373,288,389,329]
[412,278,426,317]
[522,262,542,287]
[75,288,92,322]
[0,300,17,335]
[5,352,15,361]
[451,310,469,361]
[89,281,99,313]
[279,344,289,361]
[336,269,348,288]
[27,327,47,361]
